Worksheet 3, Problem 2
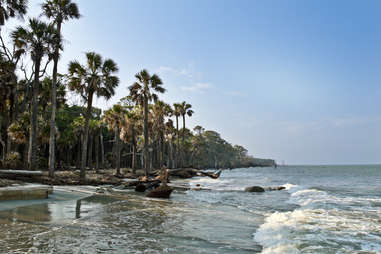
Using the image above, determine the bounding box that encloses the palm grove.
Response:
[0,0,258,180]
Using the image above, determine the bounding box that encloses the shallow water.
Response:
[0,165,381,253]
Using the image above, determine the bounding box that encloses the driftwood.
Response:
[146,169,173,198]
[198,170,222,179]
[0,170,43,176]
[146,185,173,198]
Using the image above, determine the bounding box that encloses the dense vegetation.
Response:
[0,0,269,180]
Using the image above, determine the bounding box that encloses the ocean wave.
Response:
[254,184,381,253]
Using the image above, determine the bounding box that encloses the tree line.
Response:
[0,0,263,180]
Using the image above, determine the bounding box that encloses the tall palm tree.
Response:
[151,100,171,168]
[11,18,57,170]
[103,104,128,176]
[68,52,119,180]
[179,101,193,167]
[121,108,140,173]
[0,0,28,27]
[42,0,80,177]
[172,103,181,168]
[129,69,165,176]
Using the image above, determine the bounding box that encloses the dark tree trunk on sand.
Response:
[48,21,62,177]
[143,96,149,176]
[80,91,94,180]
[88,133,93,169]
[115,128,121,175]
[95,131,99,172]
[131,128,136,173]
[28,55,42,170]
[182,115,186,167]
[100,129,104,169]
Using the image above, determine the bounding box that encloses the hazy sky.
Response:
[3,0,381,164]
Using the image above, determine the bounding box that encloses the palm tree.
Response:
[103,104,128,176]
[42,0,80,177]
[172,103,181,168]
[151,100,171,168]
[178,101,193,167]
[164,119,175,168]
[0,0,28,27]
[121,108,140,173]
[68,52,119,180]
[129,69,165,176]
[11,18,57,170]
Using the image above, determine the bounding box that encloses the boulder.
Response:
[135,184,147,192]
[146,185,173,198]
[244,186,265,192]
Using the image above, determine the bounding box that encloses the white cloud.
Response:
[156,65,193,78]
[181,82,212,93]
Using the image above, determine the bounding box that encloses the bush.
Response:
[4,152,23,169]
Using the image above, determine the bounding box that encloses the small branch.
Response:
[39,59,51,78]
[0,35,12,61]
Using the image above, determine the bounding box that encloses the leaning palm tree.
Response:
[129,69,165,176]
[0,0,28,27]
[68,52,119,180]
[11,18,57,170]
[178,101,193,167]
[42,0,80,177]
[103,104,128,176]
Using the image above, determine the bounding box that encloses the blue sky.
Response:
[4,0,381,164]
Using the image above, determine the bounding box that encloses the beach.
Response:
[0,165,380,253]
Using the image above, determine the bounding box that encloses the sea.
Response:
[0,165,380,253]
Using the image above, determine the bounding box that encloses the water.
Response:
[0,165,381,253]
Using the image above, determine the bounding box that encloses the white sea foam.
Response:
[188,177,242,191]
[282,183,303,193]
[254,184,381,253]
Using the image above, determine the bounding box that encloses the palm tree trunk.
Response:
[116,128,121,175]
[80,91,93,180]
[95,130,99,172]
[182,115,185,167]
[143,96,149,176]
[100,128,104,169]
[88,133,93,169]
[131,127,136,173]
[48,21,62,177]
[28,56,41,170]
[169,140,174,169]
[76,139,81,169]
[175,116,179,168]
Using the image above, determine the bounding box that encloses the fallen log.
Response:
[146,184,173,198]
[0,170,43,176]
[198,170,222,179]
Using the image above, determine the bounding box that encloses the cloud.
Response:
[156,65,193,78]
[181,82,212,93]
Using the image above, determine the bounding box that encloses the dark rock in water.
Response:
[151,182,160,189]
[135,184,147,192]
[146,185,173,198]
[196,184,201,187]
[244,186,265,192]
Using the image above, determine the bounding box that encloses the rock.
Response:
[244,186,265,192]
[146,185,173,198]
[135,184,147,192]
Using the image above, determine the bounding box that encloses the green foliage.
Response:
[4,151,22,169]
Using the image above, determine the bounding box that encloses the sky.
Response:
[3,0,381,165]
